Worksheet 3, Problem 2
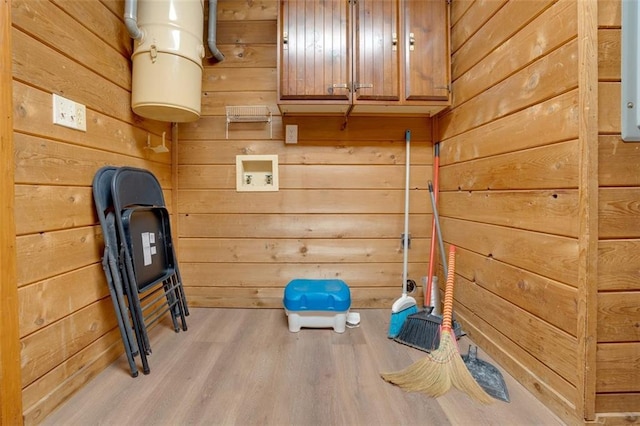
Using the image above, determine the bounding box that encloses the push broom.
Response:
[388,130,418,338]
[381,245,495,404]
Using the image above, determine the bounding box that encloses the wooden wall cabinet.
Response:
[277,0,451,117]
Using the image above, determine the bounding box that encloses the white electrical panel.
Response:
[622,0,640,141]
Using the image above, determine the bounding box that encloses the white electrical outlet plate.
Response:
[52,94,87,131]
[285,124,298,144]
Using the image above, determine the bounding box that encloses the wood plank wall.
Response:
[1,0,23,423]
[440,0,582,420]
[177,0,434,309]
[442,0,639,423]
[9,0,638,424]
[596,0,640,417]
[11,0,171,423]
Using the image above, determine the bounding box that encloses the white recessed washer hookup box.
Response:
[235,154,279,192]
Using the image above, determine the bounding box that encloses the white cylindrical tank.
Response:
[131,0,205,122]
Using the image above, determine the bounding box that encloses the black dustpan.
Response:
[462,345,510,402]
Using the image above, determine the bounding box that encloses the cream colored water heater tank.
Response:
[131,0,205,122]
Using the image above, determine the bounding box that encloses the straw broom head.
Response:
[381,245,495,404]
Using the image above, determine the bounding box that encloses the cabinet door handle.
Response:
[328,83,349,94]
[283,32,288,50]
[392,32,397,51]
[354,83,373,91]
[409,32,415,51]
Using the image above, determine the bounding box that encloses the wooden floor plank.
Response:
[40,308,565,426]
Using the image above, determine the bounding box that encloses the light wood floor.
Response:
[41,308,565,426]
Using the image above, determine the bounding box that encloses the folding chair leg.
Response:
[162,279,180,332]
[102,253,138,377]
[108,256,138,356]
[171,276,189,331]
[174,270,190,317]
[119,253,152,376]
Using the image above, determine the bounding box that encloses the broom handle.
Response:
[425,143,439,307]
[442,245,456,332]
[402,130,411,296]
[429,181,448,279]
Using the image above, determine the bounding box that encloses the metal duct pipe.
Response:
[208,0,225,62]
[124,0,143,40]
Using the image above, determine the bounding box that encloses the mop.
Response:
[382,245,494,404]
[388,130,418,338]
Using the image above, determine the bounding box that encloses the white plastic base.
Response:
[285,310,348,333]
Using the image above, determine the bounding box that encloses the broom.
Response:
[381,245,495,404]
[388,130,418,338]
[424,142,441,312]
[393,175,445,351]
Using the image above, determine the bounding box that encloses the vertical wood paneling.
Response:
[403,0,449,102]
[354,0,399,100]
[575,0,599,420]
[279,0,349,100]
[1,0,24,423]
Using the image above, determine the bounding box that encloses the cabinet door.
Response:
[404,0,450,101]
[279,0,350,101]
[353,0,400,102]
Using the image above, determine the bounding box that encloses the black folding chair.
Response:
[93,167,140,376]
[111,167,188,370]
[92,166,188,376]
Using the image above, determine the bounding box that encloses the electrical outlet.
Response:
[285,124,298,144]
[53,94,87,131]
[75,103,86,131]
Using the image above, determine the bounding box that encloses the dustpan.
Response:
[462,345,510,402]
